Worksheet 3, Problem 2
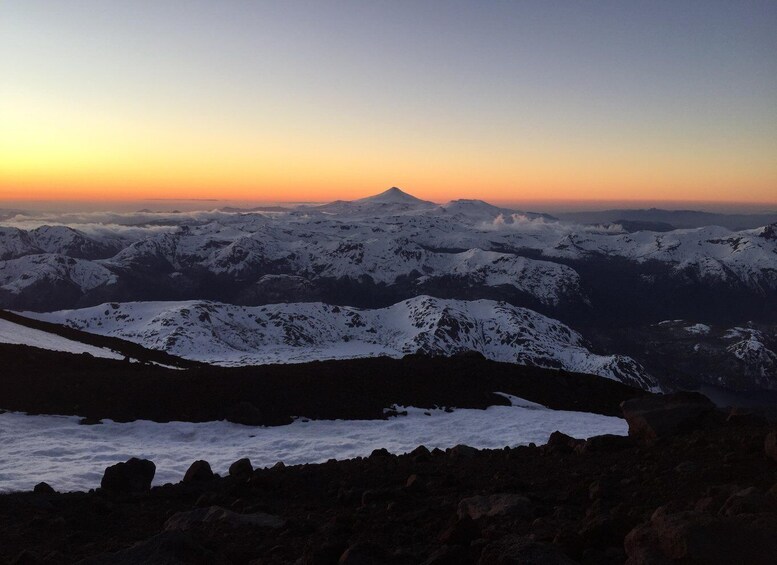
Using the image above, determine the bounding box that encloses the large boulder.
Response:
[228,458,253,480]
[183,460,214,483]
[458,493,532,521]
[478,536,577,564]
[164,506,284,531]
[764,431,777,462]
[620,392,715,444]
[100,458,155,494]
[76,531,218,565]
[625,505,777,564]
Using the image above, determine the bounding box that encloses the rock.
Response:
[225,401,264,425]
[421,544,470,565]
[405,474,425,494]
[719,487,776,516]
[478,536,577,564]
[578,434,632,454]
[458,493,532,521]
[369,448,391,459]
[78,417,102,426]
[449,444,478,459]
[410,445,431,462]
[625,505,777,564]
[183,460,214,483]
[33,482,55,495]
[228,458,253,480]
[764,431,777,462]
[439,516,480,546]
[10,550,40,565]
[76,531,219,564]
[545,431,584,454]
[620,392,715,444]
[338,541,389,564]
[164,505,284,531]
[100,458,156,494]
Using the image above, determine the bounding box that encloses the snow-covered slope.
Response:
[0,318,124,360]
[30,296,657,389]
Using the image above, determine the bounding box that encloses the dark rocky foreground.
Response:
[3,394,777,564]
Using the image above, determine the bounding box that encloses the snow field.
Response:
[0,402,626,493]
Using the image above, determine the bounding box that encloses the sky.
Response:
[1,1,776,208]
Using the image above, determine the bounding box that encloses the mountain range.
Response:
[2,187,776,392]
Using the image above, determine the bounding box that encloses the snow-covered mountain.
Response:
[2,188,776,389]
[29,296,657,390]
[1,188,775,324]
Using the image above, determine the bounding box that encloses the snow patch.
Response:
[0,407,626,493]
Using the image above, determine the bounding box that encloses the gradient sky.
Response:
[1,1,776,206]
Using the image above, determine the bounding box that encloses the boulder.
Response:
[164,506,284,531]
[620,392,715,444]
[33,482,55,495]
[228,458,253,480]
[225,401,263,426]
[76,531,218,564]
[478,536,577,564]
[719,487,776,516]
[338,542,389,564]
[458,493,532,521]
[100,458,156,494]
[183,460,214,483]
[578,434,632,454]
[449,444,478,459]
[545,431,584,454]
[764,431,777,462]
[625,505,777,564]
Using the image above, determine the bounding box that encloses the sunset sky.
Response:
[1,1,776,207]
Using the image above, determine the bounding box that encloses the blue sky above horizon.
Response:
[2,1,776,205]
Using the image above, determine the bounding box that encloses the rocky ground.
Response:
[0,346,642,424]
[2,394,777,564]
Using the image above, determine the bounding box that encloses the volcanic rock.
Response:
[183,460,214,483]
[620,392,715,444]
[100,458,155,494]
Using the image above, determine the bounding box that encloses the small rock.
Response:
[164,505,284,531]
[405,474,425,494]
[675,461,698,474]
[410,445,431,462]
[439,516,480,545]
[764,431,777,462]
[183,460,214,483]
[76,531,214,564]
[33,482,55,495]
[449,444,478,459]
[545,431,584,454]
[578,434,632,453]
[478,536,576,564]
[339,541,389,564]
[720,487,776,516]
[458,493,532,520]
[226,401,263,425]
[228,458,253,479]
[101,458,156,494]
[78,417,102,426]
[10,550,40,565]
[421,544,470,565]
[620,392,715,445]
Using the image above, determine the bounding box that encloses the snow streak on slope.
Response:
[32,296,657,389]
[0,318,124,360]
[0,403,627,492]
